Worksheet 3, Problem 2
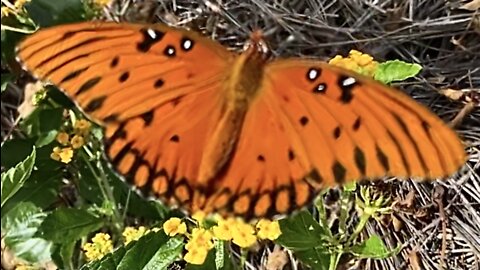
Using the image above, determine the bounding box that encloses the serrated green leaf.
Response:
[1,147,36,207]
[1,202,52,263]
[276,210,327,250]
[350,234,400,259]
[38,208,103,244]
[2,170,62,218]
[374,60,422,84]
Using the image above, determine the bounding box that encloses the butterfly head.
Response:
[243,30,271,63]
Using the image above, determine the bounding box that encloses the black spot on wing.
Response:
[84,96,106,112]
[110,56,119,68]
[376,145,390,172]
[137,28,165,52]
[76,77,102,95]
[354,147,366,175]
[333,126,341,139]
[60,67,89,83]
[332,161,346,183]
[170,134,180,142]
[119,71,129,82]
[338,75,359,103]
[300,116,309,126]
[141,110,154,126]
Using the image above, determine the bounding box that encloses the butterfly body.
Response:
[16,22,466,219]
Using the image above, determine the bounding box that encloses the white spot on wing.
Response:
[308,69,318,81]
[147,28,157,39]
[342,77,357,87]
[167,47,175,56]
[182,39,192,50]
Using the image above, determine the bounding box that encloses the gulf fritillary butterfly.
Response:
[16,22,466,219]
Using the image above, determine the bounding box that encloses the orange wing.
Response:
[200,60,466,219]
[16,22,235,208]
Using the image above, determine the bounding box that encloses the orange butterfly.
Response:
[16,22,466,219]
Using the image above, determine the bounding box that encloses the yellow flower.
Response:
[187,228,214,250]
[211,217,236,241]
[123,226,149,245]
[256,219,282,240]
[93,0,112,7]
[50,147,62,161]
[56,132,70,145]
[184,246,209,265]
[74,119,91,135]
[71,135,85,149]
[82,233,113,261]
[1,7,12,18]
[59,147,74,163]
[192,210,206,224]
[163,217,187,236]
[14,0,30,9]
[329,50,379,77]
[231,220,257,248]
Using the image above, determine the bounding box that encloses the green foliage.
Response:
[1,73,14,93]
[374,60,423,84]
[276,186,400,270]
[1,202,52,263]
[1,147,36,208]
[80,232,183,270]
[25,0,87,27]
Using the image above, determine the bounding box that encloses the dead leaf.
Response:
[265,245,288,270]
[17,81,43,119]
[459,0,480,10]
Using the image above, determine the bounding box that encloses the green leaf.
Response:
[2,170,62,217]
[213,240,234,270]
[1,202,52,263]
[38,208,104,244]
[60,240,76,270]
[374,60,422,84]
[116,231,172,270]
[294,247,331,270]
[1,147,36,208]
[1,138,36,169]
[81,246,127,270]
[143,237,184,270]
[1,26,26,65]
[1,73,14,93]
[21,107,64,147]
[276,210,327,250]
[350,235,400,259]
[25,0,86,27]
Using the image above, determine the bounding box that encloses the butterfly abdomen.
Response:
[197,49,269,185]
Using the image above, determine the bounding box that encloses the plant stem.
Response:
[347,212,370,244]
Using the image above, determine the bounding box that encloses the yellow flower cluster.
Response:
[50,119,91,163]
[162,213,282,265]
[329,50,379,77]
[82,233,113,261]
[123,226,148,245]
